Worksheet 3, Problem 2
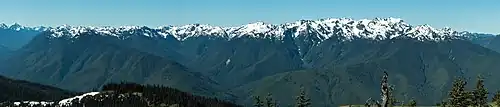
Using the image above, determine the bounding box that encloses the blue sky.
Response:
[0,0,499,34]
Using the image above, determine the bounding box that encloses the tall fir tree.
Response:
[493,91,500,106]
[448,77,467,107]
[381,71,390,107]
[388,85,399,106]
[265,93,276,107]
[471,75,488,107]
[253,96,264,107]
[464,91,473,106]
[295,87,311,107]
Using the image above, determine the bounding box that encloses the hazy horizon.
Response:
[1,0,499,34]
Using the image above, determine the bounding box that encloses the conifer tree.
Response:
[472,75,488,107]
[448,77,467,107]
[407,98,416,107]
[464,91,474,106]
[265,93,276,107]
[438,100,447,107]
[381,71,390,107]
[492,91,500,106]
[253,96,264,107]
[296,87,311,107]
[388,85,399,106]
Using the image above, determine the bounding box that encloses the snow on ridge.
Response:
[58,92,100,106]
[8,92,100,107]
[3,18,479,42]
[12,101,54,107]
[0,23,48,31]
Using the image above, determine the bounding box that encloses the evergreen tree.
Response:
[464,91,474,106]
[388,85,399,106]
[448,77,467,107]
[253,96,264,107]
[435,100,447,107]
[381,71,390,107]
[407,98,416,107]
[265,93,276,107]
[493,91,500,106]
[295,87,311,107]
[472,75,488,107]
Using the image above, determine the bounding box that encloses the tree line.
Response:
[252,86,311,107]
[78,82,243,107]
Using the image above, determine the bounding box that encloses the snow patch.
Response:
[12,101,54,107]
[225,58,231,65]
[58,92,100,106]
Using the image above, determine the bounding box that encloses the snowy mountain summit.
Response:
[2,18,474,42]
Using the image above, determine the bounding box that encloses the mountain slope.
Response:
[0,23,45,49]
[230,38,500,106]
[1,32,220,95]
[0,45,10,61]
[477,35,500,52]
[0,75,74,102]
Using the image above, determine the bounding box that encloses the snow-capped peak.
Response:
[163,24,227,40]
[0,23,50,32]
[0,23,8,29]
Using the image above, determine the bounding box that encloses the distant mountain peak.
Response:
[0,23,48,31]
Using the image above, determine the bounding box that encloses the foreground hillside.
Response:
[0,82,241,107]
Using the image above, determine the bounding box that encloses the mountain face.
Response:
[0,45,10,61]
[0,75,74,102]
[2,18,500,106]
[1,32,220,96]
[230,39,500,106]
[0,23,46,50]
[470,34,500,52]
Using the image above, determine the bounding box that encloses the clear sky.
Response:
[0,0,499,34]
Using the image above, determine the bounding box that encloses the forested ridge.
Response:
[0,82,241,107]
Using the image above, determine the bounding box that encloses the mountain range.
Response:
[0,18,499,106]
